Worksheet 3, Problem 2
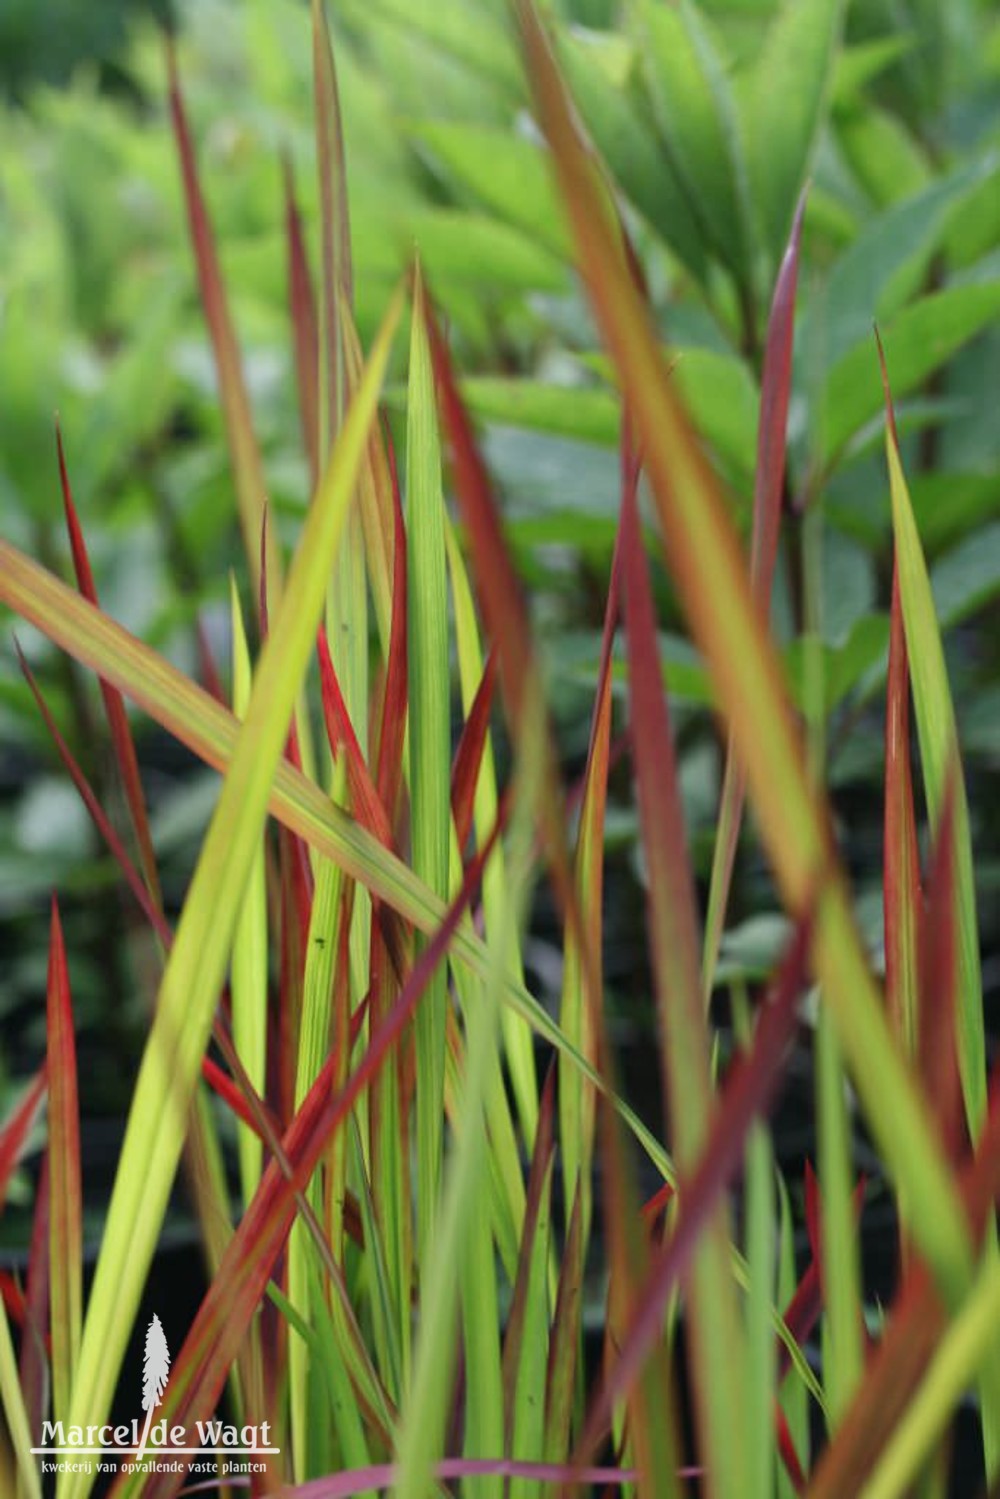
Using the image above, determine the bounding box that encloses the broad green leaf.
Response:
[461,377,619,446]
[556,27,708,283]
[834,102,930,207]
[799,162,996,374]
[55,287,403,1499]
[819,282,1000,466]
[360,0,522,99]
[746,0,843,261]
[634,0,755,283]
[931,521,1000,629]
[408,122,570,259]
[404,208,566,292]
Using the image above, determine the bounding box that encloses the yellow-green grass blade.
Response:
[558,505,618,1256]
[732,986,776,1499]
[229,579,269,1206]
[289,760,348,1480]
[882,404,1000,1473]
[459,1085,504,1499]
[776,1174,809,1495]
[446,519,538,1150]
[368,931,413,1394]
[0,1293,42,1499]
[514,0,974,1308]
[883,421,986,1140]
[406,267,452,1264]
[505,1085,555,1499]
[862,1253,1000,1499]
[53,287,403,1499]
[447,957,525,1283]
[816,1010,864,1428]
[349,1117,404,1405]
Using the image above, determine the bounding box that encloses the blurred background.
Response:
[1,0,998,1301]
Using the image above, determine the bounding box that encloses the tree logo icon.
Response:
[137,1315,170,1463]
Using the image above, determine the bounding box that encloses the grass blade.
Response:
[167,43,283,621]
[883,562,922,1062]
[228,581,269,1206]
[620,462,748,1494]
[702,194,805,995]
[878,336,987,1139]
[284,159,321,490]
[406,266,452,1261]
[45,899,82,1426]
[57,428,161,909]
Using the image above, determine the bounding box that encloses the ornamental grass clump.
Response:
[1,3,998,1497]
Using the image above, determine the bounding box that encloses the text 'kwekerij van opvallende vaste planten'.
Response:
[1,0,1000,1496]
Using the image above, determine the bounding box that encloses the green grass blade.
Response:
[406,266,452,1263]
[228,580,269,1207]
[746,0,843,263]
[881,381,986,1140]
[446,520,538,1149]
[0,1293,42,1499]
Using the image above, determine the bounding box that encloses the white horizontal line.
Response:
[31,1448,280,1455]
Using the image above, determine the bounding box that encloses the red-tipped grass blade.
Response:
[317,625,394,849]
[16,641,172,948]
[425,297,580,931]
[284,157,321,488]
[45,898,82,1422]
[167,41,282,619]
[373,429,409,826]
[0,1072,47,1210]
[883,560,922,1060]
[619,446,748,1489]
[702,194,805,994]
[451,647,499,856]
[312,0,353,448]
[57,429,162,909]
[19,1153,50,1441]
[578,915,811,1463]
